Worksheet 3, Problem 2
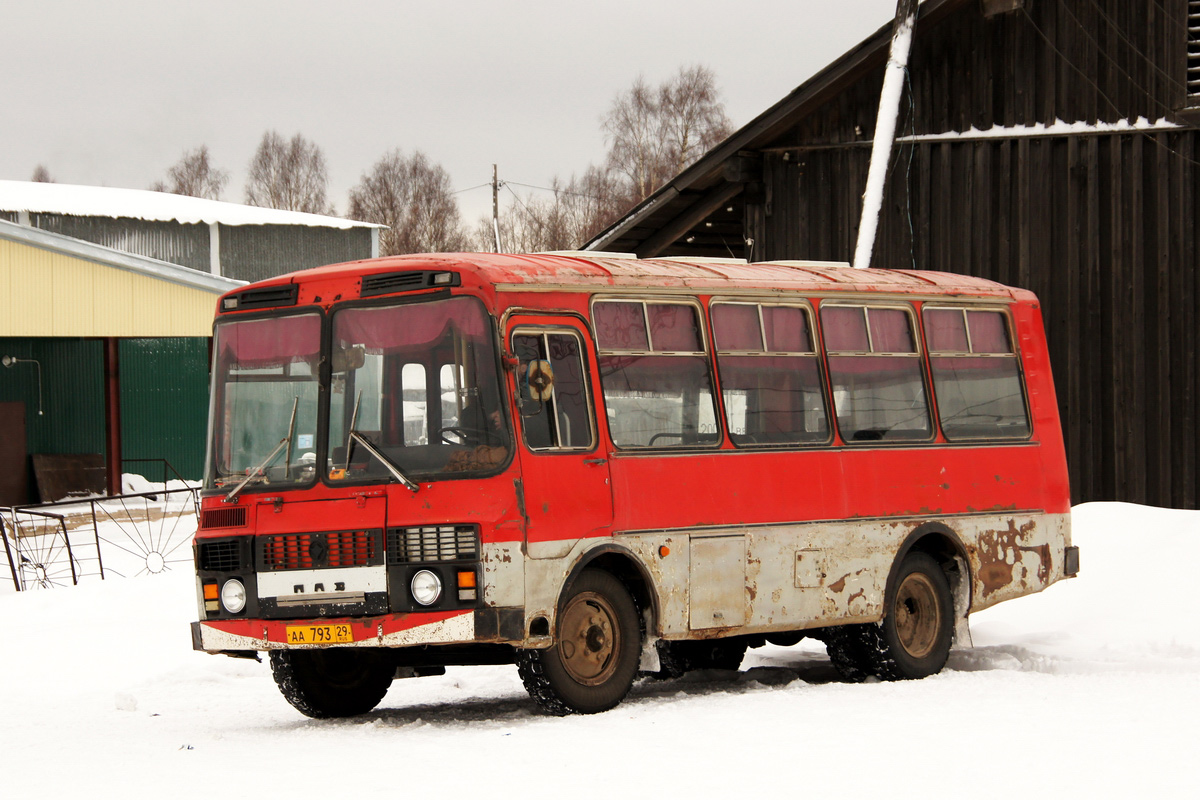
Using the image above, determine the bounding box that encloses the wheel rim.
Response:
[557,591,621,686]
[894,572,942,659]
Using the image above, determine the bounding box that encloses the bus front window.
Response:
[327,295,509,482]
[205,312,322,492]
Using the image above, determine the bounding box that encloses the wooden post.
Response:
[103,337,122,497]
[852,0,919,270]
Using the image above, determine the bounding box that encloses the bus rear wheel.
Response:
[517,569,641,715]
[269,649,394,718]
[824,552,953,681]
[877,552,953,679]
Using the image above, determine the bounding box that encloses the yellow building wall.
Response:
[0,239,218,337]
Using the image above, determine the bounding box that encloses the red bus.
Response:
[191,252,1078,717]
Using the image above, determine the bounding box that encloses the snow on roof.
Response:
[0,180,383,230]
[897,116,1182,143]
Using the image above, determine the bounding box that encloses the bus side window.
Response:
[512,331,594,451]
[822,304,932,443]
[711,301,829,446]
[593,300,721,449]
[923,308,1031,440]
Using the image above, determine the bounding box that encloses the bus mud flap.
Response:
[951,553,973,649]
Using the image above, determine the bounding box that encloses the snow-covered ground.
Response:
[1,502,1195,797]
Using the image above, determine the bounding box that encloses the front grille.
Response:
[201,506,247,529]
[387,525,478,564]
[327,530,378,567]
[261,530,381,571]
[262,533,314,570]
[198,540,242,572]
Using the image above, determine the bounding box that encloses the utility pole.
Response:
[852,0,919,270]
[492,164,503,253]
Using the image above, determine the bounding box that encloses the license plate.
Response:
[286,624,353,644]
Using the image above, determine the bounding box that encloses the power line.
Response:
[1019,5,1200,169]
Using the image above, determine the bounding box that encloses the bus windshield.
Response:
[206,312,323,492]
[326,295,509,482]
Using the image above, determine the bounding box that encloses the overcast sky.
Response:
[3,0,900,222]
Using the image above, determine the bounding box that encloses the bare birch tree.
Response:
[470,64,731,253]
[245,131,332,214]
[152,145,228,199]
[348,150,468,254]
[470,166,623,253]
[603,64,732,203]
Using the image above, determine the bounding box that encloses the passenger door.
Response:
[505,316,613,555]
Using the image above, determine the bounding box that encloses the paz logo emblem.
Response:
[308,536,329,565]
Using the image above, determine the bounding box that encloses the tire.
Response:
[823,624,879,683]
[657,638,747,677]
[874,552,953,680]
[824,552,953,682]
[517,570,641,715]
[269,648,394,718]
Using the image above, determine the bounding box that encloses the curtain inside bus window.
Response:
[967,310,1012,353]
[593,302,649,350]
[711,303,762,351]
[821,306,870,351]
[763,305,812,352]
[647,303,703,351]
[824,305,930,442]
[923,308,970,352]
[925,308,1030,439]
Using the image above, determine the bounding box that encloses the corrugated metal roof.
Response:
[0,180,384,230]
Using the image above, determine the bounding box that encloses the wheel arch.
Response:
[887,522,972,621]
[559,543,660,635]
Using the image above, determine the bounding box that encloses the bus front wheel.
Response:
[269,649,394,718]
[517,569,641,715]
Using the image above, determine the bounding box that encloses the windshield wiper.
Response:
[347,431,419,493]
[224,397,298,503]
[341,390,419,493]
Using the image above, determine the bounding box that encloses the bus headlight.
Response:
[220,578,247,614]
[410,570,442,606]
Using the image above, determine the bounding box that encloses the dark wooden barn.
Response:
[587,0,1200,509]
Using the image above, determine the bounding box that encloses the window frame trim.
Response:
[921,303,1035,443]
[509,325,599,454]
[709,297,833,448]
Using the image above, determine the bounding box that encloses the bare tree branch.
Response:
[245,131,332,214]
[154,145,228,199]
[348,149,468,254]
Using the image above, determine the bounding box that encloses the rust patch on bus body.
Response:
[974,519,1051,598]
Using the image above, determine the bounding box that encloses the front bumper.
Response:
[192,606,525,653]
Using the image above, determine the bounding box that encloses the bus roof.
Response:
[230,252,1035,305]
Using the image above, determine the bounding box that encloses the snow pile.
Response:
[0,502,1196,797]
